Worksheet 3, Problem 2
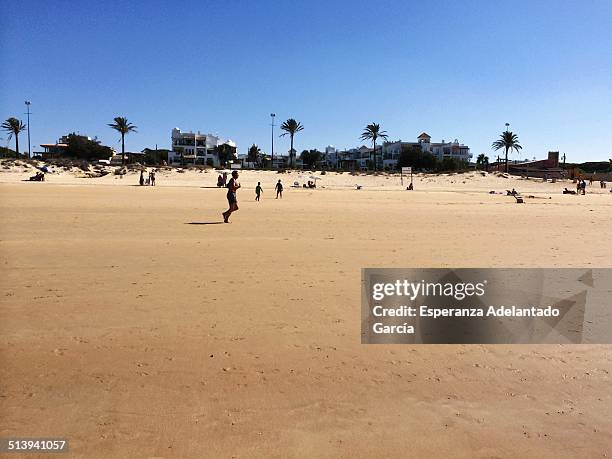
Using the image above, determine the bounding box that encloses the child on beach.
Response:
[275,179,283,199]
[255,182,263,201]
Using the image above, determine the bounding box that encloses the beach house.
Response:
[381,133,472,169]
[37,134,115,160]
[168,128,236,166]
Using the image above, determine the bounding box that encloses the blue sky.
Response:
[1,0,611,161]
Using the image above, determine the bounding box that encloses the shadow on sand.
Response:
[186,221,225,225]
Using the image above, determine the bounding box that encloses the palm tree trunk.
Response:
[290,135,294,168]
[121,133,126,165]
[505,146,509,173]
[373,139,377,171]
[15,134,19,158]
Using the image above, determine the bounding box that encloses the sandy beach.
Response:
[1,164,611,457]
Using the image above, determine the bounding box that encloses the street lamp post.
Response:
[25,101,32,158]
[270,113,275,169]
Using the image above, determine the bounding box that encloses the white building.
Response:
[323,145,340,169]
[168,128,236,166]
[381,132,472,169]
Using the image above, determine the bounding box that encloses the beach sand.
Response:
[1,165,611,457]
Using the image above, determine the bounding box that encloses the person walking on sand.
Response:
[139,170,145,186]
[150,169,156,186]
[222,170,241,223]
[255,182,263,201]
[275,179,283,199]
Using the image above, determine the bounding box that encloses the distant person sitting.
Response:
[29,172,45,181]
[563,188,576,195]
[217,174,224,187]
[407,183,413,190]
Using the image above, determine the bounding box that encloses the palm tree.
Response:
[360,123,388,171]
[280,119,304,168]
[1,117,26,158]
[492,130,522,173]
[108,116,137,165]
[247,144,261,166]
[476,153,490,171]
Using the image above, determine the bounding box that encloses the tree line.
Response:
[2,112,525,172]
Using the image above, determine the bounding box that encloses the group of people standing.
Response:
[139,169,156,186]
[221,172,285,223]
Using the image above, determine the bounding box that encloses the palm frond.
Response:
[108,116,138,134]
[491,130,521,151]
[279,118,304,136]
[360,122,387,141]
[1,117,26,137]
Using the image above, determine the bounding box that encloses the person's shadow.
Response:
[186,222,224,225]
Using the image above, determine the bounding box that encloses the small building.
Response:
[39,141,69,159]
[110,151,146,165]
[37,134,115,160]
[500,151,564,178]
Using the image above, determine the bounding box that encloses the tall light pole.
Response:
[25,101,32,158]
[270,113,275,169]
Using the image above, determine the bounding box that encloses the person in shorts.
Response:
[255,182,263,201]
[222,171,241,223]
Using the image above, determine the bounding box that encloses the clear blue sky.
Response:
[1,0,611,162]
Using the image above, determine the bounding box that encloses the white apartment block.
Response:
[381,133,472,168]
[168,128,236,166]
